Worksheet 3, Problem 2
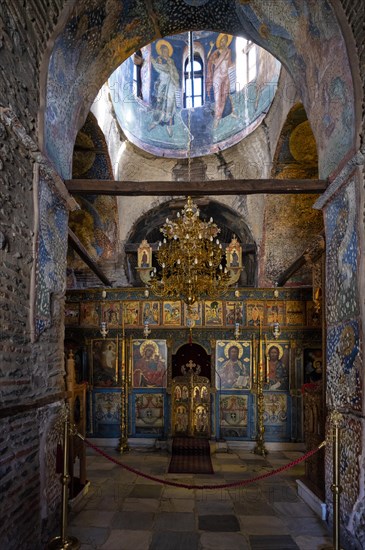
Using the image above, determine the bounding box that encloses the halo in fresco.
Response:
[266,343,284,359]
[224,341,244,359]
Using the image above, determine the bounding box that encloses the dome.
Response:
[108,31,280,158]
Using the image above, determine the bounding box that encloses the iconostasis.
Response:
[65,288,322,442]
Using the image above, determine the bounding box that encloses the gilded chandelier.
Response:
[138,197,242,309]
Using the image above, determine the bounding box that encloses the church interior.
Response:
[0,1,365,549]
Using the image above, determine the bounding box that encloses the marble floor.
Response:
[65,444,332,550]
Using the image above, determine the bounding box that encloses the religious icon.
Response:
[91,339,119,387]
[264,341,290,391]
[205,300,223,325]
[142,301,160,325]
[124,301,140,326]
[80,302,99,327]
[304,348,323,384]
[65,303,79,326]
[216,340,251,390]
[132,339,167,388]
[101,302,120,328]
[286,300,305,325]
[184,302,202,326]
[225,301,243,326]
[265,301,284,327]
[163,301,182,325]
[246,302,264,327]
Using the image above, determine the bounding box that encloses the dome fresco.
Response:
[108,31,281,158]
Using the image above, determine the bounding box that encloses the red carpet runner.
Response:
[168,437,214,474]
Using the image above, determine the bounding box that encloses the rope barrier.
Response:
[77,433,326,491]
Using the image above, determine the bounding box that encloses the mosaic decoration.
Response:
[325,178,359,325]
[90,338,119,387]
[35,176,68,337]
[135,393,164,434]
[326,320,361,412]
[68,113,118,276]
[132,339,167,388]
[325,415,362,529]
[109,32,280,158]
[216,340,251,390]
[220,395,248,438]
[94,391,121,436]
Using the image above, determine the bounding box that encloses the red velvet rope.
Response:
[80,435,326,491]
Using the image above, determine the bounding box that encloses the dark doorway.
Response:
[172,343,211,381]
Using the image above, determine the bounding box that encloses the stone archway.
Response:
[38,2,365,545]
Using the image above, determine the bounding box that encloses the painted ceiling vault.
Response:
[45,0,355,178]
[108,32,280,157]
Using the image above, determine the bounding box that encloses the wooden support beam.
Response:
[277,235,325,286]
[68,228,112,286]
[65,178,328,196]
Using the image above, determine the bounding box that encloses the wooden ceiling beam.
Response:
[68,228,112,287]
[65,178,327,196]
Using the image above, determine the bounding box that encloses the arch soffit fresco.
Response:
[43,0,356,180]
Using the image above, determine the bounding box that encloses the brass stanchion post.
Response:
[118,304,129,453]
[331,410,343,550]
[48,415,80,549]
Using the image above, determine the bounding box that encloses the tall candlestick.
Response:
[118,303,129,454]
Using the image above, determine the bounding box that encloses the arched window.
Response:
[235,38,257,91]
[132,50,143,99]
[184,55,203,108]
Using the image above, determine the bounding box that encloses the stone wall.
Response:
[0,1,69,548]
